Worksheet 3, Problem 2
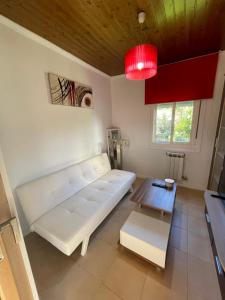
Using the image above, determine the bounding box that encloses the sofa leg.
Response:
[81,236,90,256]
[129,185,134,193]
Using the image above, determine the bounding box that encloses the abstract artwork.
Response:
[48,73,93,108]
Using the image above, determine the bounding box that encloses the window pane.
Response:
[155,103,173,143]
[173,101,194,143]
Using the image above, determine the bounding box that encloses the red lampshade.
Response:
[125,44,157,80]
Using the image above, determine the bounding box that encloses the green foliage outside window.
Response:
[155,104,172,143]
[155,101,194,144]
[173,102,193,142]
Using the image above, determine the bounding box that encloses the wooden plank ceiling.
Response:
[0,0,225,76]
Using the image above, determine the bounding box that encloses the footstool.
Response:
[120,210,171,268]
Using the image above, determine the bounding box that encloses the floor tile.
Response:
[188,231,213,263]
[117,196,137,212]
[188,290,221,300]
[77,238,117,279]
[185,188,204,202]
[176,188,189,204]
[169,225,188,252]
[92,284,122,300]
[94,218,122,246]
[39,264,101,300]
[188,255,222,300]
[103,249,148,300]
[188,204,205,218]
[147,247,188,298]
[25,233,81,289]
[141,276,187,300]
[188,215,208,238]
[109,205,132,226]
[172,210,188,230]
[175,201,188,214]
[133,177,145,189]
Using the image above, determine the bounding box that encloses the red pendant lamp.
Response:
[125,12,157,80]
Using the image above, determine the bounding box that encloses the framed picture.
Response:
[48,73,93,108]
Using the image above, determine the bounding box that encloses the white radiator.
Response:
[166,152,185,181]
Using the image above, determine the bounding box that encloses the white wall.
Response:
[111,51,225,190]
[0,21,112,234]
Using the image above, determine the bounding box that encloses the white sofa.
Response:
[17,153,136,256]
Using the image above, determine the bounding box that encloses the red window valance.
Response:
[145,53,218,105]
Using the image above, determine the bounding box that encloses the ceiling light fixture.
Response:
[125,11,157,80]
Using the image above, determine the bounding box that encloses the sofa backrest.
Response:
[16,153,111,226]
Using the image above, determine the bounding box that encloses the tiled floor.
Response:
[25,179,222,300]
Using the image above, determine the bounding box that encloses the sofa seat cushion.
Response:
[31,169,136,255]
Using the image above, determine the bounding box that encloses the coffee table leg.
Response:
[161,210,165,217]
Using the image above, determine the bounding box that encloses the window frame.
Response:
[150,100,205,152]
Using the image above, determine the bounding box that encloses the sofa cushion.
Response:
[17,153,111,226]
[31,169,136,255]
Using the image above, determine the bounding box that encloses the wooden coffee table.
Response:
[130,178,176,215]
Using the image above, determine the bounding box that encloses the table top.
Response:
[130,178,176,214]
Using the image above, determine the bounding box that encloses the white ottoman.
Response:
[120,210,171,268]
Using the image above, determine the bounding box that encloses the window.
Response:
[152,101,202,150]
